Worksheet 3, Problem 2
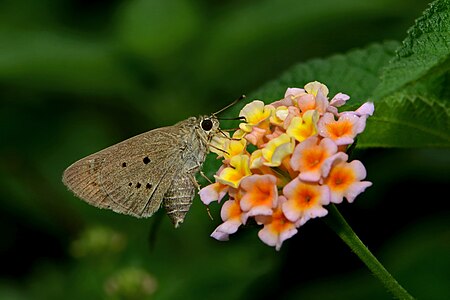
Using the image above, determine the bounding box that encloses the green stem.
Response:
[323,204,415,300]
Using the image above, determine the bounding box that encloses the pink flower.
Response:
[245,125,267,147]
[199,182,229,205]
[354,102,374,116]
[211,197,249,241]
[329,93,350,108]
[240,174,278,216]
[290,136,338,182]
[327,93,350,115]
[323,158,372,203]
[282,179,330,226]
[282,106,301,129]
[317,112,367,146]
[255,197,297,251]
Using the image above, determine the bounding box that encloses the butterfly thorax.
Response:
[175,115,220,173]
[163,115,220,227]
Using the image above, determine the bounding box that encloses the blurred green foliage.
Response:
[0,0,449,299]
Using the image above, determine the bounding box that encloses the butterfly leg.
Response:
[199,170,213,184]
[188,173,201,190]
[188,172,214,221]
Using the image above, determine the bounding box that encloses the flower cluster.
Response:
[199,81,373,250]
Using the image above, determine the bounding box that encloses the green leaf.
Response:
[374,0,450,98]
[365,0,450,147]
[360,89,450,147]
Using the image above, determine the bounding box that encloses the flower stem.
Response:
[323,204,415,300]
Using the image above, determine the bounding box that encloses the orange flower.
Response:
[255,197,297,251]
[322,157,372,203]
[210,195,249,241]
[317,112,367,146]
[240,174,278,216]
[290,136,338,182]
[282,179,330,226]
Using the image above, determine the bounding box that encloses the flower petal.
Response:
[329,92,350,107]
[286,110,318,142]
[262,133,295,167]
[240,174,278,216]
[296,94,316,113]
[239,100,272,132]
[304,81,329,97]
[323,159,371,204]
[270,106,289,125]
[317,112,361,145]
[290,136,338,182]
[220,199,247,223]
[215,155,251,188]
[345,181,372,203]
[211,228,230,241]
[199,182,228,205]
[282,179,330,224]
[245,126,267,147]
[355,102,374,116]
[257,196,297,251]
[321,152,348,178]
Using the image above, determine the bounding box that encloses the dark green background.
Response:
[1,0,449,299]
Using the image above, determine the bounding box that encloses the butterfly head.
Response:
[197,115,220,138]
[200,115,219,132]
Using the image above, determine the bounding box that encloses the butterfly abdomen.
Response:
[162,173,196,228]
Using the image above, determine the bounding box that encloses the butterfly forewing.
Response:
[63,126,185,218]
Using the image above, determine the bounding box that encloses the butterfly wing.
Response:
[63,125,186,218]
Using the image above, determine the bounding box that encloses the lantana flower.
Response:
[210,192,249,241]
[214,154,251,188]
[240,174,278,217]
[255,197,297,251]
[286,110,319,142]
[239,100,272,132]
[282,179,330,226]
[317,112,368,146]
[199,81,373,251]
[262,133,295,167]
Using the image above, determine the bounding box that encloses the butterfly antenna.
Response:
[216,116,247,121]
[212,95,246,116]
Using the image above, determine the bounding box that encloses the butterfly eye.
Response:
[201,119,213,131]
